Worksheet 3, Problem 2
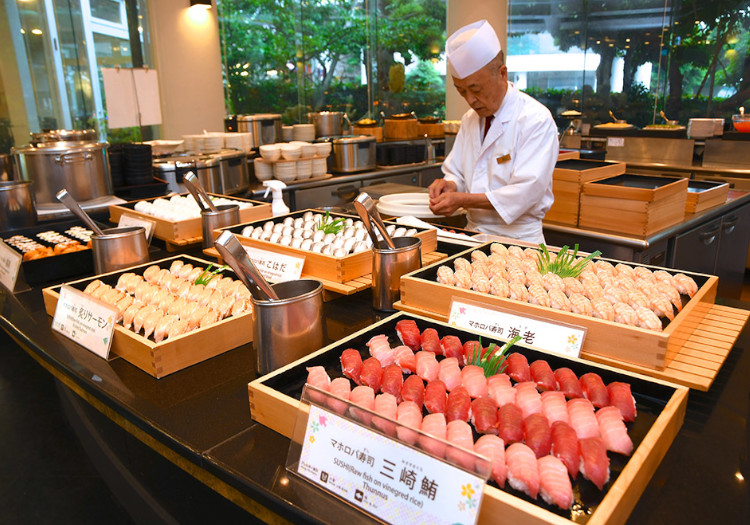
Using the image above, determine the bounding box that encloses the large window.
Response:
[217,0,447,123]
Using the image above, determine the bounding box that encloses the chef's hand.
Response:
[429,191,464,216]
[428,179,457,199]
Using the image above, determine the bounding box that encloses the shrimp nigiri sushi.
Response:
[505,442,540,499]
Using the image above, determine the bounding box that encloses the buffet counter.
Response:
[1,239,749,524]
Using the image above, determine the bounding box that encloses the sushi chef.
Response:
[428,20,558,243]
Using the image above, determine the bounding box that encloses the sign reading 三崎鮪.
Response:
[448,299,586,359]
[51,285,117,359]
[242,245,304,282]
[0,241,23,292]
[296,403,486,525]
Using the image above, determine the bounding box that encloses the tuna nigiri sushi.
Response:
[515,382,543,418]
[395,319,421,352]
[554,367,583,399]
[326,377,351,415]
[393,345,416,374]
[530,360,556,391]
[471,396,498,434]
[360,356,384,392]
[474,434,506,488]
[497,403,524,444]
[540,390,570,425]
[550,420,579,479]
[523,413,552,458]
[340,348,363,385]
[462,365,489,398]
[381,363,404,401]
[401,374,425,407]
[440,335,464,360]
[488,374,516,407]
[578,437,610,490]
[367,334,395,367]
[305,366,331,403]
[505,442,540,499]
[419,413,448,459]
[415,351,439,383]
[446,386,472,423]
[372,393,398,436]
[438,357,462,391]
[567,397,600,439]
[538,455,574,509]
[463,340,483,365]
[396,400,422,445]
[424,380,448,414]
[420,327,443,355]
[596,406,634,456]
[349,385,375,426]
[580,372,610,408]
[607,381,637,422]
[446,420,476,471]
[506,352,532,383]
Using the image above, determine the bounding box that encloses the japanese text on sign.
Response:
[0,241,23,292]
[51,285,117,358]
[449,299,586,358]
[296,402,486,524]
[242,245,304,282]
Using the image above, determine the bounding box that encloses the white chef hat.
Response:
[446,20,501,79]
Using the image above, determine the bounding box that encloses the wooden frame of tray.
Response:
[685,181,729,213]
[215,210,438,284]
[395,242,738,374]
[546,160,626,226]
[557,150,580,161]
[247,312,689,525]
[41,255,253,378]
[579,176,688,236]
[108,193,271,244]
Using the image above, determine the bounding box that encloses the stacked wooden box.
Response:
[545,159,626,226]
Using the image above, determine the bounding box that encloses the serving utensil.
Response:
[355,192,396,249]
[214,230,279,301]
[55,189,105,236]
[352,198,381,247]
[184,172,219,212]
[660,110,679,126]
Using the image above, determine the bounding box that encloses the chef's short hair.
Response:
[487,51,505,74]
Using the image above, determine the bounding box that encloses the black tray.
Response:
[555,159,615,171]
[256,312,682,523]
[588,174,685,190]
[2,220,97,285]
[687,180,728,193]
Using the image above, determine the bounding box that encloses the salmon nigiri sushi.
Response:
[538,455,574,509]
[474,434,506,488]
[505,442,540,499]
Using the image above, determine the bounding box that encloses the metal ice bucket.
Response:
[371,236,422,311]
[91,226,149,274]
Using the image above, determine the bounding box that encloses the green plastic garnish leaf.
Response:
[315,211,346,235]
[469,335,522,377]
[536,243,602,278]
[195,263,228,286]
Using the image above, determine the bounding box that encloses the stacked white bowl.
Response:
[274,160,297,182]
[296,159,313,179]
[292,124,315,141]
[312,157,327,177]
[254,158,273,181]
[282,126,294,142]
[280,143,302,160]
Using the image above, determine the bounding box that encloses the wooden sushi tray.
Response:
[248,312,689,525]
[685,180,729,213]
[546,159,626,227]
[108,193,272,244]
[395,243,749,391]
[42,255,253,379]
[210,210,438,285]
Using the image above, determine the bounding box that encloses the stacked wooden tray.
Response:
[248,313,689,525]
[578,175,688,236]
[395,242,749,391]
[545,159,626,226]
[384,118,418,140]
[685,180,729,213]
[214,210,438,293]
[108,193,271,246]
[42,255,253,378]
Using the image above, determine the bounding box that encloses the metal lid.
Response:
[12,141,108,154]
[30,129,97,144]
[332,134,376,144]
[237,114,282,122]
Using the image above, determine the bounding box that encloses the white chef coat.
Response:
[442,82,558,243]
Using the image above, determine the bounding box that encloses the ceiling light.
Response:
[190,0,212,8]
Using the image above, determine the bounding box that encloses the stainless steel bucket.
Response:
[201,204,240,249]
[91,226,149,274]
[251,279,326,375]
[309,111,343,137]
[0,180,37,230]
[372,236,422,311]
[237,114,282,148]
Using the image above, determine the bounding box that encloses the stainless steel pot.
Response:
[237,114,282,148]
[0,180,37,231]
[330,135,376,173]
[11,141,112,206]
[30,129,97,145]
[308,111,343,137]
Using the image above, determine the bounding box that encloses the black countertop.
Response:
[1,241,749,524]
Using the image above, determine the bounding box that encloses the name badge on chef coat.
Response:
[496,153,511,164]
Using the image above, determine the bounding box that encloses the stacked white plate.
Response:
[282,126,294,142]
[293,124,315,141]
[201,133,224,152]
[376,192,463,219]
[296,159,312,179]
[688,118,718,139]
[224,133,245,151]
[274,160,296,182]
[182,134,203,152]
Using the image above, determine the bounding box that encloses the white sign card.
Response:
[51,285,117,359]
[0,241,23,292]
[448,298,586,358]
[242,245,304,282]
[296,402,486,525]
[102,67,162,129]
[607,136,625,148]
[117,213,156,243]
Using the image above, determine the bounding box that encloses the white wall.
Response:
[445,0,508,120]
[146,0,225,138]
